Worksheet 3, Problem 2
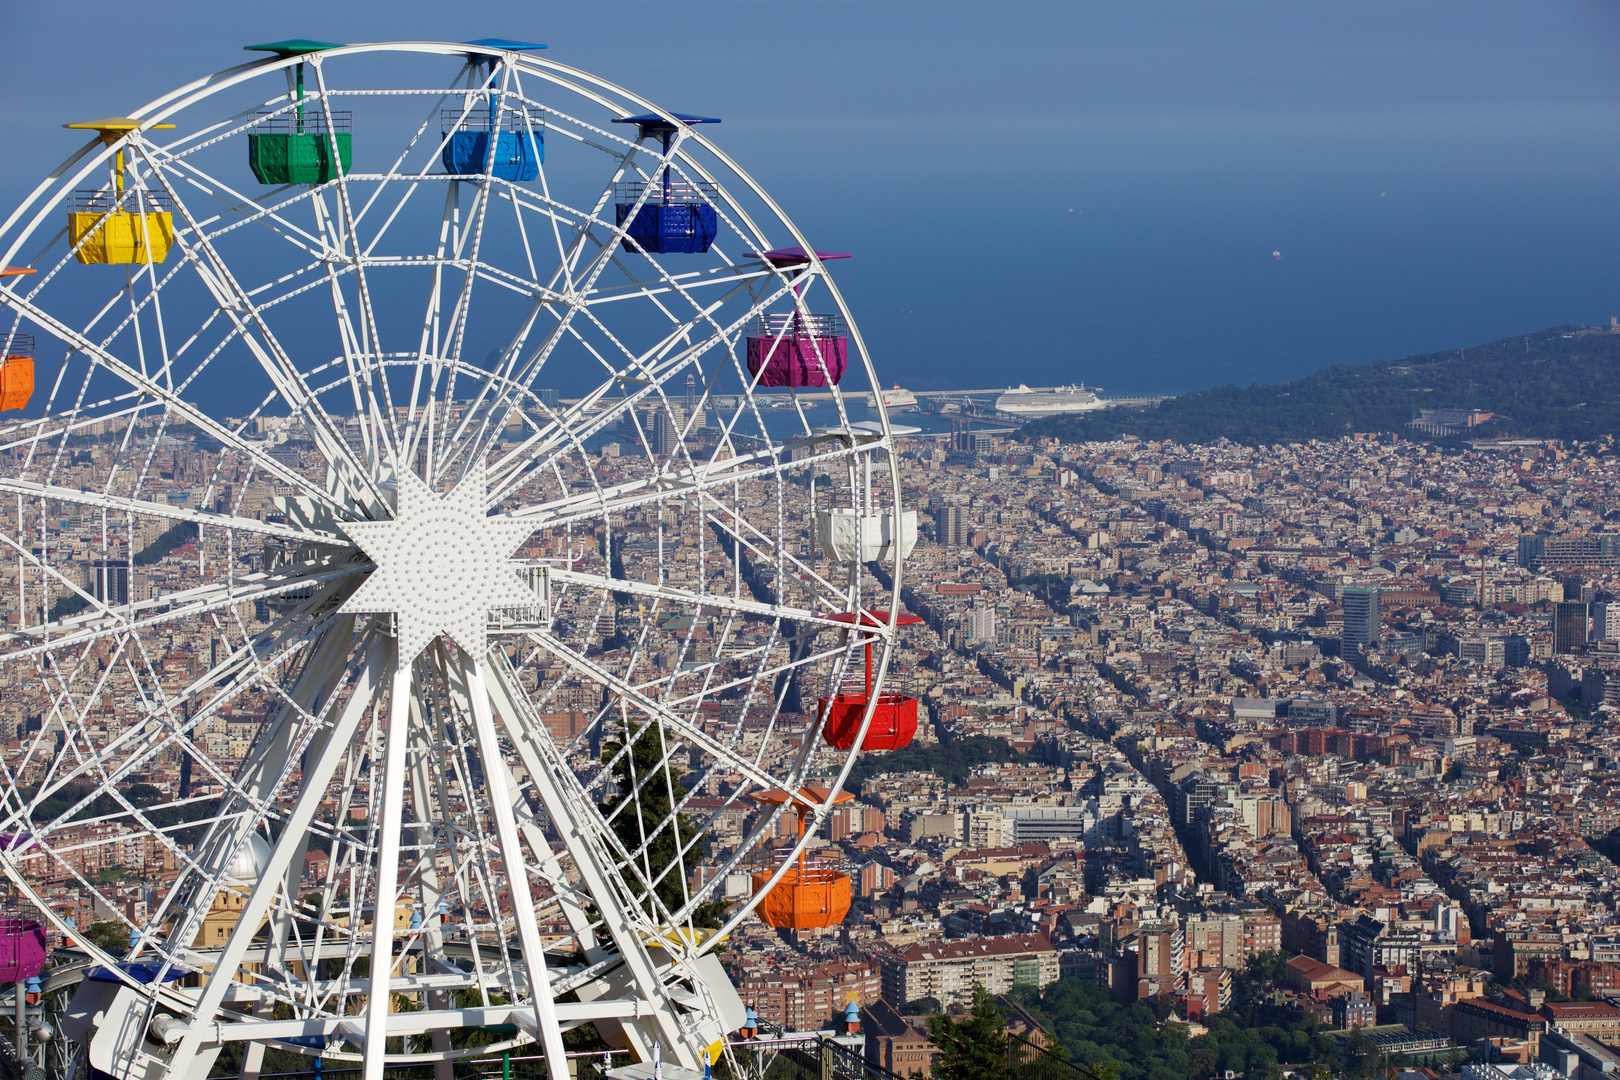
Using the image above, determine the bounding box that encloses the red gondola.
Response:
[818,610,923,751]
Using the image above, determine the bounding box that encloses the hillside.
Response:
[1026,325,1620,445]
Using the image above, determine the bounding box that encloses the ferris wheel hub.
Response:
[338,463,539,660]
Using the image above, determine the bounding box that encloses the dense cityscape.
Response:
[5,359,1619,1079]
[0,12,1608,1080]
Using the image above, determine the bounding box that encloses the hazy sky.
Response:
[1,1,1614,394]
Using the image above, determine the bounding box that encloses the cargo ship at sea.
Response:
[993,384,1106,416]
[867,385,919,411]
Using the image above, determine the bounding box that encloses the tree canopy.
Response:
[1006,974,1338,1080]
[846,735,1022,792]
[599,724,728,929]
[929,986,1009,1080]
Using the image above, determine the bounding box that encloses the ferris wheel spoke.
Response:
[168,617,362,959]
[441,302,557,478]
[434,182,502,432]
[527,633,783,795]
[423,645,525,996]
[0,477,347,545]
[490,189,768,390]
[397,184,460,478]
[145,145,333,261]
[362,646,415,1080]
[0,288,355,516]
[495,426,852,529]
[629,633,853,715]
[311,63,404,460]
[0,558,362,661]
[459,274,765,478]
[14,611,316,769]
[443,648,569,1080]
[134,148,389,514]
[480,654,700,1053]
[543,566,851,634]
[13,610,337,850]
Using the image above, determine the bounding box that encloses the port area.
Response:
[562,387,1171,418]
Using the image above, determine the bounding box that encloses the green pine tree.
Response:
[600,723,728,929]
[928,985,1008,1080]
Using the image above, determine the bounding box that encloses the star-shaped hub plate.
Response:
[339,463,538,661]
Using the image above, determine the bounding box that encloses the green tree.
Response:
[903,996,944,1016]
[1025,325,1620,446]
[600,724,728,929]
[82,920,130,955]
[847,735,1023,792]
[928,986,1007,1080]
[1344,1027,1380,1079]
[1243,949,1293,985]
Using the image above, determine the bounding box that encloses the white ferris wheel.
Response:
[0,39,921,1080]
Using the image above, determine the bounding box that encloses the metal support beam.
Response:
[461,648,569,1080]
[363,645,413,1080]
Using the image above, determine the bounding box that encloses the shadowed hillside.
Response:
[1028,326,1620,445]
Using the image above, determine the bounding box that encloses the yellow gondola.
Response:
[63,118,176,265]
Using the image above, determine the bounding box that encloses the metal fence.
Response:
[1006,1034,1096,1080]
[258,1055,548,1080]
[251,109,353,135]
[252,1039,899,1080]
[749,1037,902,1080]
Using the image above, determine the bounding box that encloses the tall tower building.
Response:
[1341,584,1381,653]
[1553,601,1590,654]
[651,405,685,457]
[684,372,703,427]
[968,603,996,644]
[86,560,129,607]
[940,503,968,548]
[1594,602,1620,642]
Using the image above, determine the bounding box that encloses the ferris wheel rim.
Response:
[0,39,916,1078]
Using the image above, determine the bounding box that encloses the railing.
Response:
[1007,1033,1096,1080]
[252,109,354,135]
[614,180,719,205]
[747,1036,902,1080]
[753,853,852,878]
[442,108,545,134]
[69,189,175,213]
[0,335,31,360]
[261,1053,551,1080]
[745,314,847,340]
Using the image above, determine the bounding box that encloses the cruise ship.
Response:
[993,384,1106,416]
[867,385,919,411]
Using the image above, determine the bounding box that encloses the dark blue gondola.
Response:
[443,40,546,181]
[612,113,721,254]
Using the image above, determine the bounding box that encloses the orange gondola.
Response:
[747,786,855,930]
[0,271,36,413]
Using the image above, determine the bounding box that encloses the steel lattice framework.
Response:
[0,41,911,1080]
